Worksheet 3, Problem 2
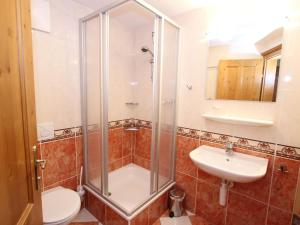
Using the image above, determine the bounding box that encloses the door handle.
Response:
[32,145,40,190]
[36,159,47,169]
[32,145,47,169]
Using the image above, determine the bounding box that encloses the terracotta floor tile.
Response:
[156,210,211,225]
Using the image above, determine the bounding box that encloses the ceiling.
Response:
[108,1,155,29]
[73,0,214,17]
[74,0,300,42]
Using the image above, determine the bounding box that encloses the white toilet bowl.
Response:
[42,186,81,225]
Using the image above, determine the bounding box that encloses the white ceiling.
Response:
[73,0,212,17]
[74,0,300,42]
[108,1,155,29]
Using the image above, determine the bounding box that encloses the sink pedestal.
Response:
[220,180,228,206]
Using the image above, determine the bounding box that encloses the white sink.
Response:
[189,145,268,183]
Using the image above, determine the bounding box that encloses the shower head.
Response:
[141,46,154,57]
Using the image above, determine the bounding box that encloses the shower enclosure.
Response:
[80,0,179,217]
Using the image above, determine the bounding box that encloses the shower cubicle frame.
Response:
[80,0,180,218]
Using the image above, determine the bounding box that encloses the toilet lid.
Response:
[42,187,81,224]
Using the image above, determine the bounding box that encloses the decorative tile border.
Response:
[176,126,299,160]
[40,118,151,142]
[276,145,300,160]
[201,131,233,144]
[40,127,76,143]
[232,136,276,155]
[40,122,300,161]
[177,127,200,138]
[134,119,152,129]
[74,126,82,135]
[108,118,152,129]
[123,118,135,128]
[108,119,124,129]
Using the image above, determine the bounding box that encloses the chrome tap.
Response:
[225,142,234,155]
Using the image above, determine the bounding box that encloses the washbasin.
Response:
[189,145,268,183]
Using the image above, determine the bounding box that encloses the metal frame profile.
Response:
[79,0,180,217]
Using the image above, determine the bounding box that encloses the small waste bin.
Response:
[169,189,185,217]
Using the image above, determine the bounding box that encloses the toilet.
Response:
[42,186,81,225]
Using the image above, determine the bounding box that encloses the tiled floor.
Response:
[153,210,211,225]
[72,208,210,225]
[70,208,102,225]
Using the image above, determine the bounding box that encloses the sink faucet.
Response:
[225,142,234,155]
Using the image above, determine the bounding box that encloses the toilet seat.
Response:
[42,186,81,225]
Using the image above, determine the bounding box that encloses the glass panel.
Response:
[157,20,179,189]
[85,15,102,191]
[106,1,156,214]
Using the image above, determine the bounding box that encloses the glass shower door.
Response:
[104,1,157,214]
[156,20,179,189]
[81,14,102,192]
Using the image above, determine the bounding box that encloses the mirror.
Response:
[205,28,282,102]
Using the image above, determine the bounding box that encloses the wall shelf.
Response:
[202,114,274,126]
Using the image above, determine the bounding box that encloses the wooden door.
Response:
[216,60,241,100]
[0,0,43,225]
[238,59,263,101]
[216,59,263,100]
[261,46,282,102]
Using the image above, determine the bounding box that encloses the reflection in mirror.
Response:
[205,28,283,102]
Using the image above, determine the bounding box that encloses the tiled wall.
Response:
[133,127,152,170]
[85,189,168,225]
[175,127,300,225]
[38,126,132,191]
[39,119,152,191]
[38,127,83,191]
[108,127,133,172]
[108,119,152,171]
[32,0,92,129]
[40,120,300,225]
